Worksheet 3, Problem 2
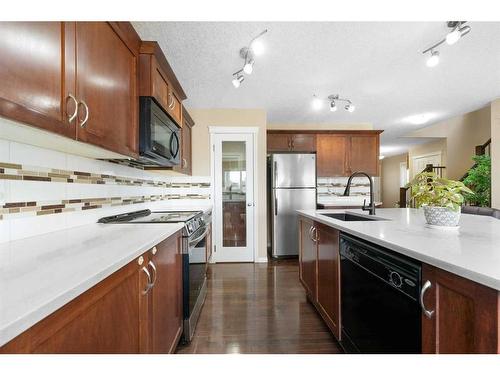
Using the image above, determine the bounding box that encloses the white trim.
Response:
[412,151,442,160]
[255,257,269,263]
[209,126,259,134]
[209,129,259,263]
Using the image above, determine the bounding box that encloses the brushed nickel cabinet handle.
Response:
[171,97,176,110]
[148,260,157,288]
[168,93,174,109]
[66,94,78,124]
[141,266,152,295]
[182,158,187,168]
[79,100,89,128]
[420,280,434,318]
[312,227,319,242]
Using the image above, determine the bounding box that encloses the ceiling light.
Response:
[426,50,440,67]
[345,103,355,113]
[231,29,267,87]
[243,59,254,75]
[312,96,323,110]
[329,101,337,112]
[445,28,461,45]
[404,113,432,125]
[232,73,244,88]
[250,39,265,56]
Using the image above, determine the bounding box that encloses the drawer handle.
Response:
[420,280,434,318]
[79,100,89,128]
[66,94,78,124]
[141,266,152,295]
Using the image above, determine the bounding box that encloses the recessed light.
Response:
[404,114,432,125]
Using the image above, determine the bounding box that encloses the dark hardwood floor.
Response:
[176,259,343,354]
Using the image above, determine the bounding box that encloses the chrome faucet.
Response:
[343,171,376,215]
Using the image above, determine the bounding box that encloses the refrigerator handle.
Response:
[274,193,278,216]
[274,161,278,188]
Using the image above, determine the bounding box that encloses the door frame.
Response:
[209,126,259,263]
[411,151,442,178]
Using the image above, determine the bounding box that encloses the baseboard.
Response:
[255,257,268,263]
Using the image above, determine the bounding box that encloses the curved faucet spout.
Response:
[343,171,376,215]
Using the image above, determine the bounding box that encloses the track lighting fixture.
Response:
[231,29,267,88]
[312,94,356,113]
[232,72,244,88]
[422,21,471,67]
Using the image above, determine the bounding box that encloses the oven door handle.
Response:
[188,228,209,247]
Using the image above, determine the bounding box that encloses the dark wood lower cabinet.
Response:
[316,223,341,340]
[421,264,499,354]
[299,217,317,299]
[0,231,183,354]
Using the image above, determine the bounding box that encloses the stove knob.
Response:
[389,271,403,288]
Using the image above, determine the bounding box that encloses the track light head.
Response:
[345,103,355,113]
[445,28,461,45]
[243,59,254,75]
[312,96,323,110]
[232,73,244,88]
[426,50,440,67]
[250,39,265,56]
[330,101,337,112]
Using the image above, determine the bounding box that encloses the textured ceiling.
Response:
[132,22,500,156]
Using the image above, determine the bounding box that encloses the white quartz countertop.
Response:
[298,208,500,291]
[0,221,184,347]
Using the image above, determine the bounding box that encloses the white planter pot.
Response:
[423,206,461,227]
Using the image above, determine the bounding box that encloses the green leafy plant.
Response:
[462,155,491,207]
[405,172,473,211]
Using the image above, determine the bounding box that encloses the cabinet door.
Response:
[75,22,138,157]
[421,264,499,354]
[150,56,171,112]
[299,217,317,299]
[0,22,76,138]
[149,231,183,354]
[316,223,341,340]
[291,134,316,152]
[348,135,379,176]
[0,256,149,354]
[174,119,192,174]
[317,134,348,177]
[267,133,291,152]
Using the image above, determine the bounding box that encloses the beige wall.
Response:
[267,123,373,130]
[189,109,268,261]
[491,99,500,209]
[381,154,407,208]
[406,106,491,180]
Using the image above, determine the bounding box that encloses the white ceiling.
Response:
[132,22,500,156]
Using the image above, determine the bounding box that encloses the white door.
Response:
[412,153,442,178]
[212,133,255,262]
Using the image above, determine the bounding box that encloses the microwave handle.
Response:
[170,132,180,158]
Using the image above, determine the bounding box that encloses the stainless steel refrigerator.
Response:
[270,153,317,257]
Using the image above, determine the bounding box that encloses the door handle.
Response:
[274,196,278,215]
[420,280,434,318]
[66,94,78,124]
[274,161,278,188]
[78,100,89,128]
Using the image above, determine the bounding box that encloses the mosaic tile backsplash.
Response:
[0,139,211,243]
[317,176,381,201]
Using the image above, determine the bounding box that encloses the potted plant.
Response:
[406,172,473,227]
[462,154,491,207]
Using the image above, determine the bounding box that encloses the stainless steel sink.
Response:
[320,213,388,222]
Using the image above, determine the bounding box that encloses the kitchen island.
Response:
[297,208,500,354]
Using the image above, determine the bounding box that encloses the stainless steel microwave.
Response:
[138,97,180,167]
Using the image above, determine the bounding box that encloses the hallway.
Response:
[176,260,343,354]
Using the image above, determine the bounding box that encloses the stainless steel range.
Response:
[98,208,212,342]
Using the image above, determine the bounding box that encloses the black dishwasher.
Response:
[340,233,422,353]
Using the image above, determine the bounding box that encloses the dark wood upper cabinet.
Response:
[149,232,183,354]
[317,134,348,177]
[349,134,379,176]
[0,22,76,138]
[316,223,341,340]
[173,106,194,175]
[75,22,139,157]
[299,217,317,299]
[317,131,381,177]
[0,21,140,157]
[267,132,316,152]
[421,264,499,354]
[139,41,186,128]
